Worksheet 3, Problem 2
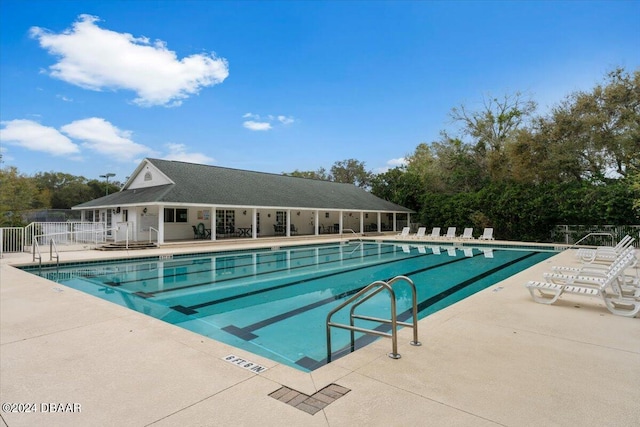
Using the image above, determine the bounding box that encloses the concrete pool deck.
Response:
[1,239,638,426]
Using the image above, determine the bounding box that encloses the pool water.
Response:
[27,242,556,371]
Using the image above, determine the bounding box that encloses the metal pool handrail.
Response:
[571,232,615,248]
[325,275,421,363]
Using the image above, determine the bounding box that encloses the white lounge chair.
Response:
[526,253,639,317]
[461,228,474,239]
[576,235,634,264]
[445,227,456,239]
[411,227,426,239]
[428,227,441,239]
[478,228,494,240]
[396,227,410,238]
[554,246,636,275]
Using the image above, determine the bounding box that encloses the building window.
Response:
[164,208,188,223]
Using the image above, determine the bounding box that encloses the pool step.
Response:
[97,242,158,251]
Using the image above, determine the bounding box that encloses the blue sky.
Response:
[1,1,638,183]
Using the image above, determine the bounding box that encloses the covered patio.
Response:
[73,158,412,245]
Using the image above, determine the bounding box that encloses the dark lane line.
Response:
[294,251,538,370]
[134,245,404,298]
[170,250,432,314]
[220,253,482,337]
[100,243,389,286]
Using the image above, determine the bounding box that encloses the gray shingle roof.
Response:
[74,158,412,212]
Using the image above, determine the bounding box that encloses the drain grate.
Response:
[269,383,350,415]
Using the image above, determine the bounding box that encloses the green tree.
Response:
[329,159,372,188]
[282,168,329,180]
[450,92,537,181]
[0,167,40,226]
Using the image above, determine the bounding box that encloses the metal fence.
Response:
[0,227,24,257]
[25,222,107,246]
[0,222,108,257]
[552,225,640,248]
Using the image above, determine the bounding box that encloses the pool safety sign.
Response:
[223,355,268,373]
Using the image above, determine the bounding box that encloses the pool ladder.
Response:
[33,238,60,273]
[325,275,421,363]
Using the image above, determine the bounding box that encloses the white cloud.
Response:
[162,143,214,164]
[387,157,407,167]
[0,119,80,155]
[243,120,272,131]
[374,157,408,174]
[241,113,295,131]
[60,117,152,161]
[30,14,229,107]
[277,115,295,125]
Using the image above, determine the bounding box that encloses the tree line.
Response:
[2,68,638,240]
[0,168,122,226]
[290,68,640,241]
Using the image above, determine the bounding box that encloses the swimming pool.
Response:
[24,241,556,372]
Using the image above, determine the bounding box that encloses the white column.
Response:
[80,210,86,221]
[157,204,164,244]
[314,210,319,235]
[211,206,216,240]
[286,210,291,237]
[393,213,397,232]
[407,213,411,230]
[252,208,257,239]
[339,211,343,234]
[377,212,381,233]
[359,211,364,234]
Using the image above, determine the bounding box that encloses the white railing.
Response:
[149,227,158,244]
[553,225,640,248]
[0,227,24,257]
[0,222,110,255]
[25,222,108,247]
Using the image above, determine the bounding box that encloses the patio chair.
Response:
[461,228,474,239]
[478,228,494,240]
[290,224,298,235]
[192,225,201,239]
[428,227,441,239]
[396,227,410,238]
[411,227,426,239]
[444,227,456,239]
[197,223,207,239]
[525,253,640,317]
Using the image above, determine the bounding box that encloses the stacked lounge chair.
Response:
[396,227,410,238]
[478,228,494,240]
[411,227,426,239]
[525,237,639,317]
[460,228,474,239]
[444,227,456,239]
[575,235,634,263]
